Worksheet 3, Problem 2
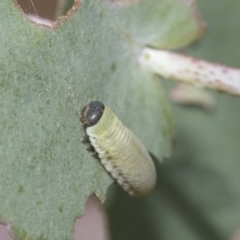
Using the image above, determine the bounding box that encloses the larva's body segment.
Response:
[81,101,156,196]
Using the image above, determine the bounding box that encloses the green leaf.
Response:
[0,0,204,239]
[106,0,240,239]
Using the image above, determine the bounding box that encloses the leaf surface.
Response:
[0,0,204,239]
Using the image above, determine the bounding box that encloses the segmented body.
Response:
[82,103,156,196]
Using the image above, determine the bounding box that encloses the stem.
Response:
[139,47,240,96]
[170,83,216,110]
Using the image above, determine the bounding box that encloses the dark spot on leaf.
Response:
[36,201,42,206]
[27,165,35,170]
[18,185,24,194]
[58,204,63,213]
[111,62,116,72]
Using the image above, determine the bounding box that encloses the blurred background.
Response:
[2,0,240,239]
[16,0,74,21]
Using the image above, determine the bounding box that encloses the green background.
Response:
[105,0,240,240]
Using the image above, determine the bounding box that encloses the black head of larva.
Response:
[81,101,105,127]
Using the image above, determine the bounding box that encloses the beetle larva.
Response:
[80,101,156,196]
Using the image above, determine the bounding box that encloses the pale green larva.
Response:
[80,101,156,196]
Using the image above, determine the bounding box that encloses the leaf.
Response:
[0,0,204,239]
[106,0,240,239]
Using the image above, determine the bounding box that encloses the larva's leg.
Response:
[85,144,98,158]
[85,144,95,152]
[91,152,98,158]
[81,133,89,143]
